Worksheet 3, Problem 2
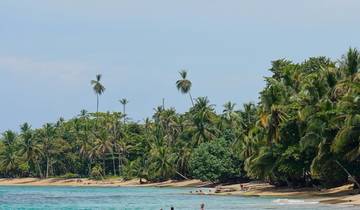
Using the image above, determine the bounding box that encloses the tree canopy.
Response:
[1,48,360,188]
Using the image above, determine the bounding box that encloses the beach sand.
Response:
[1,178,359,205]
[209,181,360,205]
[0,178,207,188]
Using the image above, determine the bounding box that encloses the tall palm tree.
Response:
[91,74,106,113]
[119,98,129,124]
[38,123,57,178]
[176,70,194,106]
[18,123,43,177]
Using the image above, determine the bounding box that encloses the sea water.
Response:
[0,186,357,210]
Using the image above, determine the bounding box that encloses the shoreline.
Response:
[0,178,208,188]
[1,178,359,205]
[206,181,360,206]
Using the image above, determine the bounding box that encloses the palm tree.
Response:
[190,97,218,146]
[18,123,43,177]
[0,130,17,177]
[222,101,239,128]
[148,145,176,180]
[38,123,57,178]
[176,70,194,106]
[91,129,113,176]
[91,74,106,113]
[119,98,129,124]
[115,138,132,176]
[340,47,360,77]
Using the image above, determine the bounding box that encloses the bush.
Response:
[18,162,30,176]
[60,173,80,179]
[189,138,239,183]
[90,165,104,180]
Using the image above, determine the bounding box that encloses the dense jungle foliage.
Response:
[1,48,360,188]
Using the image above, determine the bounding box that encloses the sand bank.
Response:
[208,181,360,205]
[0,178,207,188]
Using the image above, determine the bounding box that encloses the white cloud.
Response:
[0,56,95,85]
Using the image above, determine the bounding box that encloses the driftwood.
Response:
[335,160,360,192]
[214,187,236,193]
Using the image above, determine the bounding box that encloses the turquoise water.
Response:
[0,186,357,210]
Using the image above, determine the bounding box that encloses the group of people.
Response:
[189,189,212,194]
[160,203,205,210]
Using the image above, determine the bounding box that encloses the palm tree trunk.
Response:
[123,105,126,124]
[112,152,116,176]
[175,170,189,180]
[96,94,99,113]
[88,158,92,176]
[36,161,43,178]
[335,160,360,191]
[46,157,49,178]
[189,92,194,106]
[103,155,106,176]
[118,152,122,176]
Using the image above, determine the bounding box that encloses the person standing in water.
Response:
[200,203,205,210]
[170,207,174,210]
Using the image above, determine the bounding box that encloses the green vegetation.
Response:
[1,48,360,188]
[189,138,240,183]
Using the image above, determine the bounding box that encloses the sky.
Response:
[1,0,360,132]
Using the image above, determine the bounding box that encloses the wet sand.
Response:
[206,181,360,205]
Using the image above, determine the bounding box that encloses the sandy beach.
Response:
[209,181,360,205]
[0,178,208,188]
[1,178,359,206]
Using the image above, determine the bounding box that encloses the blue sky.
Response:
[1,0,360,131]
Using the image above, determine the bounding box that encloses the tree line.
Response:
[1,48,360,188]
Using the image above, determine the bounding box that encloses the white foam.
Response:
[273,199,319,205]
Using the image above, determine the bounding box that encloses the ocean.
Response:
[0,186,357,210]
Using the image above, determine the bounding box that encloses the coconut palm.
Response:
[38,123,57,178]
[340,47,360,77]
[18,123,43,177]
[0,130,17,177]
[222,101,239,129]
[176,70,194,106]
[190,97,218,146]
[119,98,129,124]
[148,145,176,180]
[91,74,106,113]
[91,129,113,175]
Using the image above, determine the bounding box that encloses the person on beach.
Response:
[200,203,205,210]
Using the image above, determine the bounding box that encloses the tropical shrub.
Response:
[90,165,104,180]
[189,138,239,182]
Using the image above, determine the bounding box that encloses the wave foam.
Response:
[273,199,319,205]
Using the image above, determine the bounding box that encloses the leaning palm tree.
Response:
[91,74,106,113]
[119,98,129,124]
[176,70,194,106]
